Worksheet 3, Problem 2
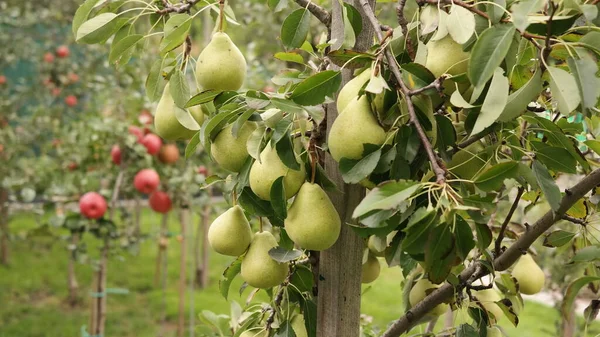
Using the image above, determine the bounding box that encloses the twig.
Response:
[562,215,587,226]
[181,35,192,71]
[381,168,600,337]
[541,1,557,70]
[408,76,445,96]
[358,0,447,184]
[265,269,294,332]
[494,186,525,256]
[452,129,492,153]
[157,0,201,14]
[396,0,415,60]
[293,0,331,26]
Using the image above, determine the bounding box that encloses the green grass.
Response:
[0,209,598,337]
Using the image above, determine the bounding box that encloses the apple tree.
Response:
[74,0,600,336]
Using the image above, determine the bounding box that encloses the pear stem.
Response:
[218,0,225,33]
[259,217,263,233]
[232,189,237,206]
[309,144,317,184]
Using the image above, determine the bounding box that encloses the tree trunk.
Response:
[89,239,109,335]
[195,186,212,288]
[316,2,375,336]
[177,206,190,337]
[133,196,141,237]
[155,213,169,287]
[0,188,9,265]
[67,233,80,306]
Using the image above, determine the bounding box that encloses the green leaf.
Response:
[160,14,192,56]
[353,181,421,218]
[344,3,363,38]
[174,106,201,131]
[269,247,301,263]
[475,223,492,250]
[170,69,191,109]
[72,0,102,36]
[511,0,545,31]
[572,246,600,262]
[532,160,561,212]
[275,320,296,337]
[425,224,455,283]
[238,188,276,219]
[281,8,311,49]
[270,176,287,219]
[186,90,223,108]
[567,55,600,112]
[339,148,382,184]
[146,59,165,102]
[547,66,581,115]
[185,131,201,158]
[471,67,509,135]
[275,134,301,170]
[109,34,143,65]
[474,161,519,191]
[274,52,305,64]
[585,140,600,156]
[450,89,476,108]
[562,276,600,319]
[219,256,242,299]
[76,13,119,43]
[455,215,475,260]
[290,70,342,106]
[268,0,288,12]
[535,146,577,174]
[447,5,475,44]
[499,69,542,122]
[456,324,479,337]
[544,230,576,247]
[468,24,516,88]
[402,209,437,254]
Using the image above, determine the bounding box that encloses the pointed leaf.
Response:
[532,160,561,212]
[447,5,476,44]
[72,0,102,36]
[474,161,519,192]
[471,67,509,135]
[353,181,421,218]
[499,69,542,121]
[547,66,581,115]
[281,8,311,49]
[567,55,600,112]
[290,70,342,106]
[270,176,287,219]
[468,24,516,88]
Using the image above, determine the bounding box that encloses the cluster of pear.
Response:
[154,31,246,141]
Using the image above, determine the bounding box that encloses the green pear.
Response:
[409,279,448,316]
[207,205,252,256]
[241,231,289,289]
[249,143,306,200]
[337,69,371,113]
[239,329,268,337]
[155,83,205,141]
[361,254,381,284]
[328,96,386,162]
[195,32,246,91]
[368,236,386,257]
[211,122,256,172]
[447,141,488,180]
[291,314,308,337]
[473,288,503,321]
[487,326,502,337]
[512,254,545,295]
[425,35,470,77]
[284,182,341,251]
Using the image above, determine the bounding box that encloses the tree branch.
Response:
[294,0,331,26]
[408,76,445,96]
[494,186,525,257]
[358,0,447,184]
[157,0,201,14]
[562,215,587,226]
[382,168,600,337]
[396,0,415,60]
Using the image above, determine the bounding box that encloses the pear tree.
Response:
[75,0,600,336]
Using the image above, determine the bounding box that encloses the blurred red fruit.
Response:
[51,139,62,147]
[141,133,162,155]
[79,192,107,219]
[52,88,61,97]
[134,169,160,194]
[0,75,6,85]
[65,95,78,106]
[44,52,55,63]
[111,145,122,165]
[197,165,208,176]
[43,77,53,86]
[68,73,79,83]
[158,144,180,164]
[0,144,4,153]
[149,191,172,213]
[128,126,144,142]
[67,162,78,171]
[56,45,70,58]
[138,110,153,125]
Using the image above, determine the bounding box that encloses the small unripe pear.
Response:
[487,326,502,337]
[473,288,504,321]
[207,205,253,256]
[249,143,306,200]
[195,32,246,91]
[367,236,386,257]
[155,83,205,141]
[241,231,288,289]
[512,254,545,295]
[328,96,386,162]
[211,122,256,172]
[337,69,371,113]
[285,182,341,251]
[409,279,448,316]
[361,254,381,284]
[425,35,470,77]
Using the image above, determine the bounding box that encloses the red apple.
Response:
[149,191,172,213]
[128,125,144,142]
[197,165,208,176]
[111,145,122,165]
[138,110,153,125]
[67,162,78,171]
[0,144,4,153]
[68,73,79,83]
[0,75,6,85]
[134,169,160,194]
[44,52,55,63]
[79,192,107,219]
[52,88,61,97]
[158,144,180,164]
[65,95,78,107]
[141,133,162,155]
[56,45,70,58]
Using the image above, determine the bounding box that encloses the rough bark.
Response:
[316,1,375,337]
